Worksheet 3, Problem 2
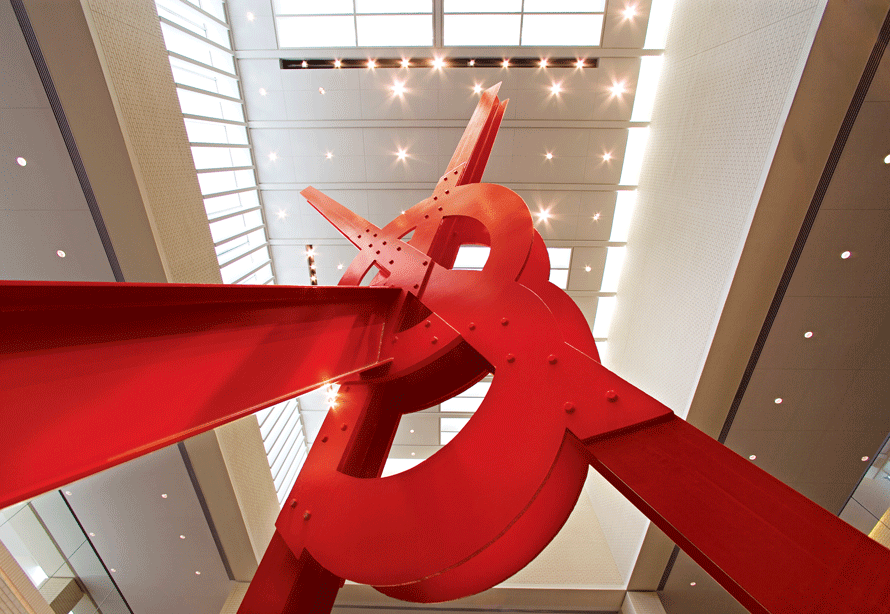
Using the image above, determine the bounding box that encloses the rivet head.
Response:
[423,320,431,328]
[433,196,438,201]
[548,354,558,364]
[357,234,362,238]
[438,206,443,211]
[453,170,458,175]
[443,176,448,181]
[369,243,373,248]
[396,246,402,251]
[431,336,438,344]
[373,233,377,237]
[389,260,394,264]
[444,189,450,195]
[382,241,387,245]
[341,423,348,431]
[501,318,509,326]
[303,511,311,521]
[606,390,619,402]
[321,435,329,443]
[468,322,476,330]
[506,353,515,363]
[413,283,419,289]
[423,261,428,266]
[564,402,575,414]
[290,499,298,508]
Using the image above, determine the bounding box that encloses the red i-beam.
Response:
[1,85,888,614]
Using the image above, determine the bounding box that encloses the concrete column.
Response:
[621,591,667,614]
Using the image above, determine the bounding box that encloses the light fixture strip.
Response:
[280,57,598,69]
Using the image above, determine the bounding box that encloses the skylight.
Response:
[274,0,433,48]
[440,380,490,444]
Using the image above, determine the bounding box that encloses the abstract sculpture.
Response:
[1,86,889,614]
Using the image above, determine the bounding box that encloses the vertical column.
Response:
[621,591,667,614]
[0,540,55,614]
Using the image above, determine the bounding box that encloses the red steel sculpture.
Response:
[1,85,889,614]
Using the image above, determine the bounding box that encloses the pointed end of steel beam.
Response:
[444,83,508,183]
[302,186,379,251]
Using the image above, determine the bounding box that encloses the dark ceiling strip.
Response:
[177,442,236,581]
[10,0,125,283]
[281,57,598,69]
[59,491,136,613]
[660,4,890,595]
[332,604,613,613]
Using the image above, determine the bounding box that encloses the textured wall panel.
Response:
[83,0,221,284]
[0,541,54,614]
[605,0,826,416]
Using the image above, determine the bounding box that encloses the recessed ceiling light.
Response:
[585,265,592,272]
[110,568,116,573]
[602,152,612,161]
[337,263,343,270]
[367,59,376,69]
[301,61,308,68]
[16,156,27,166]
[609,81,626,96]
[804,331,813,338]
[334,59,342,68]
[749,455,756,460]
[431,57,445,70]
[473,83,482,94]
[276,209,288,220]
[575,59,585,69]
[89,532,95,537]
[306,247,315,257]
[550,82,562,95]
[774,398,782,404]
[468,59,475,66]
[862,456,870,462]
[411,452,416,456]
[884,154,890,164]
[409,429,415,433]
[841,250,851,259]
[258,88,267,96]
[391,80,406,96]
[195,571,201,575]
[325,152,333,159]
[161,493,168,499]
[268,152,278,162]
[593,212,601,221]
[318,87,325,95]
[246,12,255,21]
[56,250,66,258]
[690,581,697,586]
[180,535,186,539]
[502,59,510,68]
[64,491,72,496]
[545,152,553,160]
[396,148,407,161]
[623,5,637,19]
[400,58,410,68]
[535,208,551,221]
[539,58,548,68]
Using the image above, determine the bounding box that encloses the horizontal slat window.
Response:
[238,263,274,285]
[160,22,235,74]
[215,228,268,264]
[177,88,244,122]
[157,0,231,48]
[221,247,271,283]
[184,118,248,145]
[170,56,240,98]
[209,209,263,243]
[192,146,252,170]
[198,169,255,196]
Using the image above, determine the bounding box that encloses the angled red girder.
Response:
[1,84,888,614]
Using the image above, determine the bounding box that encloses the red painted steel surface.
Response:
[0,282,398,509]
[0,84,886,614]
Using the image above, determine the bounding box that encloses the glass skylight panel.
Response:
[549,268,569,289]
[276,16,357,47]
[382,458,423,477]
[274,0,354,14]
[644,0,677,49]
[444,0,521,11]
[156,0,231,48]
[184,118,248,144]
[191,146,252,170]
[239,263,274,284]
[170,56,240,98]
[205,190,260,219]
[441,417,471,432]
[177,88,244,122]
[619,127,649,186]
[521,13,603,46]
[198,169,256,196]
[630,56,664,122]
[610,191,636,242]
[185,0,224,21]
[355,0,432,12]
[441,397,483,412]
[460,381,490,397]
[600,246,626,293]
[209,209,264,243]
[160,23,235,73]
[523,0,605,10]
[547,247,572,269]
[444,14,521,46]
[221,247,272,283]
[592,295,616,338]
[356,15,432,46]
[216,229,268,265]
[453,245,490,270]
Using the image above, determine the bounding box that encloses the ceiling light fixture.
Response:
[602,152,612,161]
[367,59,376,69]
[400,58,410,68]
[334,59,342,68]
[301,61,308,68]
[246,12,255,21]
[841,250,851,259]
[468,59,475,66]
[690,581,697,586]
[258,88,267,96]
[409,429,415,433]
[110,568,116,573]
[306,247,315,257]
[180,535,186,539]
[195,571,201,575]
[89,532,95,536]
[804,331,813,338]
[623,5,637,19]
[391,80,406,96]
[502,59,510,68]
[862,456,870,462]
[325,152,333,159]
[431,57,445,70]
[56,250,66,258]
[161,493,168,498]
[397,148,407,161]
[276,209,288,220]
[749,455,756,460]
[545,152,553,160]
[268,152,278,162]
[337,263,344,270]
[585,265,592,272]
[539,58,548,68]
[774,398,782,404]
[16,157,26,166]
[550,82,562,95]
[318,87,325,94]
[473,83,482,94]
[609,81,626,96]
[593,212,601,221]
[575,59,585,69]
[884,154,890,164]
[535,208,551,221]
[64,491,72,496]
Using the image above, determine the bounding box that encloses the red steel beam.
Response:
[0,281,400,509]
